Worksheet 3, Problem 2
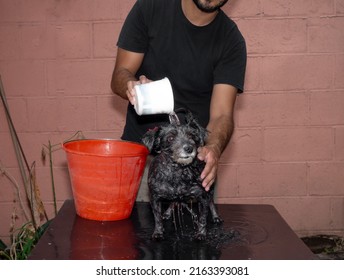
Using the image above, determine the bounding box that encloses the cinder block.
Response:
[26,98,60,132]
[0,167,23,203]
[56,23,91,59]
[34,166,73,202]
[334,54,344,89]
[47,0,117,21]
[0,98,29,132]
[93,22,122,58]
[0,0,20,22]
[16,0,51,22]
[216,164,238,199]
[222,0,262,18]
[239,18,307,54]
[261,55,333,91]
[264,127,333,161]
[309,162,344,195]
[0,25,21,59]
[272,197,333,232]
[337,0,344,14]
[235,19,260,54]
[20,24,56,59]
[0,61,46,97]
[93,0,120,20]
[47,60,114,95]
[261,0,334,16]
[221,128,263,163]
[310,91,344,125]
[237,93,309,127]
[237,163,308,197]
[0,202,26,243]
[27,97,96,132]
[216,197,266,205]
[0,166,71,207]
[96,95,127,131]
[242,56,261,92]
[0,105,5,132]
[0,132,20,167]
[85,130,123,140]
[335,127,344,161]
[14,131,84,168]
[309,17,344,53]
[331,197,344,231]
[119,0,136,19]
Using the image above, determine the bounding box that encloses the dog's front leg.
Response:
[209,199,223,224]
[195,199,209,241]
[207,188,223,224]
[162,202,176,220]
[150,197,164,240]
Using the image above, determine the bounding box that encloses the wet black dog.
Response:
[142,110,222,240]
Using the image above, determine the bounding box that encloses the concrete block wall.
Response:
[0,0,343,242]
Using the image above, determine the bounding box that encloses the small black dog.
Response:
[142,109,222,240]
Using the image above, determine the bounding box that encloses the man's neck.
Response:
[181,0,218,27]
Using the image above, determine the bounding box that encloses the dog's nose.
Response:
[183,144,194,154]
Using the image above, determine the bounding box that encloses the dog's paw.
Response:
[194,231,206,241]
[212,216,223,225]
[162,212,171,220]
[152,231,164,241]
[162,207,173,220]
[194,233,206,241]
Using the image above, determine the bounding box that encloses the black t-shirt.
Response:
[117,0,247,143]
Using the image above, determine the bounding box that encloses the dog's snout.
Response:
[183,144,194,154]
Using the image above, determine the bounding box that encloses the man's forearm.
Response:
[111,67,137,100]
[206,115,234,157]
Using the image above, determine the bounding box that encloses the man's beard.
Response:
[192,0,229,13]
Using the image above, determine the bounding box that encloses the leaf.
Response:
[0,239,7,251]
[29,162,47,225]
[41,147,46,164]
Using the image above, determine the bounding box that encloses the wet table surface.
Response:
[29,200,316,260]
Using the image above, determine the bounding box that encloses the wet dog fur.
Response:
[142,110,222,241]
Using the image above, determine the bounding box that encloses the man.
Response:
[111,0,246,198]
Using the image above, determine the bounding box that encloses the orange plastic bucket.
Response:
[63,139,149,221]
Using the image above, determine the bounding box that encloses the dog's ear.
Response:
[185,111,208,145]
[141,127,161,154]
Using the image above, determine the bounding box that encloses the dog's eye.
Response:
[167,135,174,142]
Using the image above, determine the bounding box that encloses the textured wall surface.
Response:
[1,0,344,242]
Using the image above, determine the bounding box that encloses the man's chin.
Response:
[192,0,229,13]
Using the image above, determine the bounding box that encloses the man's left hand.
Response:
[197,145,220,191]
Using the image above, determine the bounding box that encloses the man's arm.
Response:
[111,48,146,104]
[197,83,238,191]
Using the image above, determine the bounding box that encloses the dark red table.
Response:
[28,200,316,260]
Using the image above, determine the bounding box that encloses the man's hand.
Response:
[126,75,151,105]
[198,84,238,191]
[197,145,221,191]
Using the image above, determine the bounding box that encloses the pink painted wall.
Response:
[0,0,343,242]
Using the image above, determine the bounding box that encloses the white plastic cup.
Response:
[133,77,174,115]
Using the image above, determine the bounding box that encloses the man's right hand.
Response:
[126,75,151,105]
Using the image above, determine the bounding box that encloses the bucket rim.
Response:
[62,138,149,158]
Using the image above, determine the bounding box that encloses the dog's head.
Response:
[142,111,207,165]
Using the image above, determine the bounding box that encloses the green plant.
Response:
[0,75,85,259]
[0,221,51,260]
